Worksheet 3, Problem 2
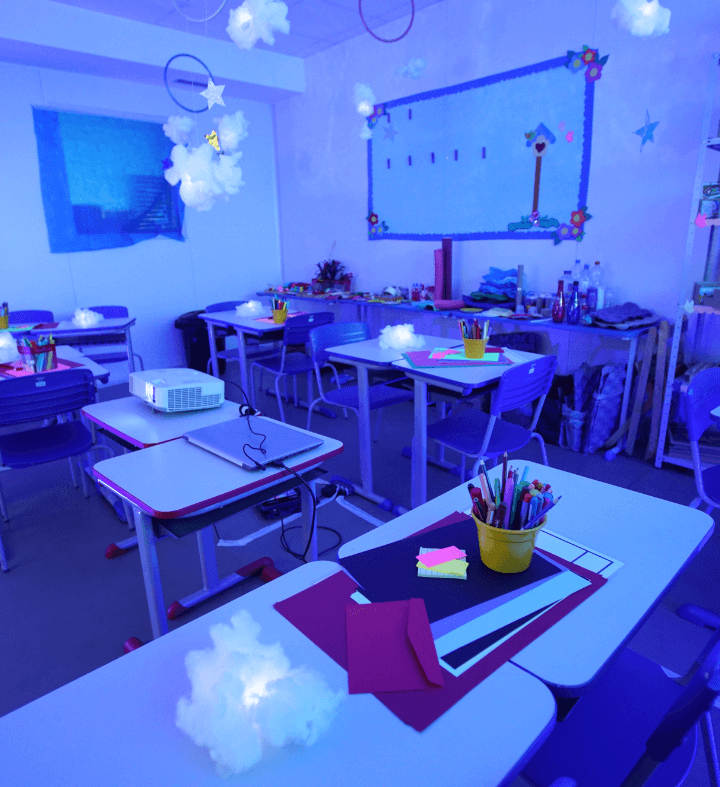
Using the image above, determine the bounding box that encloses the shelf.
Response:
[707,137,720,151]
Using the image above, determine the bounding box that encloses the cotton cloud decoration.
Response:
[378,324,426,351]
[611,0,670,36]
[227,0,290,50]
[72,308,103,328]
[360,121,373,140]
[163,115,195,146]
[236,300,263,316]
[354,83,376,117]
[398,57,427,79]
[215,110,249,153]
[176,610,344,776]
[0,331,19,364]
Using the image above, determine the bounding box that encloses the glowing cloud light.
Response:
[378,323,426,351]
[176,610,344,777]
[236,300,263,316]
[354,83,376,117]
[0,331,19,364]
[611,0,670,37]
[162,115,195,146]
[215,110,250,153]
[398,57,427,79]
[227,0,290,50]
[72,308,103,328]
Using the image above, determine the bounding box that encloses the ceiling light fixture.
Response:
[359,0,415,43]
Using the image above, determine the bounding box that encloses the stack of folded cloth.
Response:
[589,302,658,330]
[465,268,518,307]
[416,546,469,579]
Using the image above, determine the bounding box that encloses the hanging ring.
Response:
[170,0,228,23]
[164,53,215,113]
[358,0,415,43]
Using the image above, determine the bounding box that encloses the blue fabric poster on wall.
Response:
[32,108,184,253]
[367,51,604,243]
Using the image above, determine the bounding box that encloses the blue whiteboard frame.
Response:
[367,56,595,241]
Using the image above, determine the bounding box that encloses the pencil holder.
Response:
[0,315,7,330]
[272,309,288,325]
[463,338,487,359]
[471,512,547,573]
[18,342,57,373]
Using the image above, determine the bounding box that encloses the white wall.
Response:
[275,0,720,319]
[1,60,282,384]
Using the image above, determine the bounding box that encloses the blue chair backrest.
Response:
[283,312,334,348]
[88,305,129,318]
[0,368,96,427]
[309,322,370,366]
[205,301,247,313]
[491,355,558,415]
[685,367,720,442]
[9,310,54,324]
[643,625,720,763]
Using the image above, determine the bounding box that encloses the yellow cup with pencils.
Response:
[272,309,288,324]
[471,512,547,573]
[463,338,487,359]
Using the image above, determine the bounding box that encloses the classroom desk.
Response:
[200,310,284,396]
[0,560,557,787]
[26,317,138,373]
[325,335,462,508]
[93,420,343,639]
[338,461,715,696]
[0,345,110,384]
[392,348,544,509]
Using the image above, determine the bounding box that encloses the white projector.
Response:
[129,368,225,413]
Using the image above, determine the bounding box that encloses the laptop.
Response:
[183,417,324,471]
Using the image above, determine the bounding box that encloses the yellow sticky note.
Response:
[415,559,469,576]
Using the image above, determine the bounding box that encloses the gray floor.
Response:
[0,365,718,785]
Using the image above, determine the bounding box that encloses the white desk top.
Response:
[82,397,241,448]
[0,346,109,383]
[93,417,344,518]
[27,317,135,334]
[326,336,462,368]
[338,461,714,692]
[712,405,720,423]
[392,348,543,392]
[0,561,556,787]
[199,310,289,335]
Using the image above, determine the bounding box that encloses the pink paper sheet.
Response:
[416,546,467,567]
[254,311,306,323]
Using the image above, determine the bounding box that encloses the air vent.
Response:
[167,387,221,412]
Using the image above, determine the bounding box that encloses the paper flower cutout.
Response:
[368,213,379,225]
[163,115,195,145]
[398,57,426,79]
[366,105,386,129]
[215,110,249,153]
[586,63,603,82]
[205,130,221,152]
[569,225,584,240]
[176,610,343,776]
[571,208,589,226]
[554,224,573,243]
[354,83,376,117]
[200,78,226,109]
[611,0,670,37]
[227,0,290,49]
[164,143,244,211]
[634,110,659,149]
[360,121,372,140]
[566,52,585,73]
[378,324,425,351]
[581,48,597,64]
[368,212,389,236]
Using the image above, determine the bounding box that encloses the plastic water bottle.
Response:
[566,281,580,325]
[578,264,591,314]
[571,259,583,283]
[588,261,605,310]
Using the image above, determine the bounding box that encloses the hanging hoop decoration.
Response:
[358,0,415,43]
[171,0,228,23]
[164,54,215,113]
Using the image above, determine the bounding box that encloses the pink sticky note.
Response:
[416,546,467,567]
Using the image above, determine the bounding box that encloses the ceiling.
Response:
[51,0,443,59]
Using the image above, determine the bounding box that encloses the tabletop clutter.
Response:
[18,335,57,372]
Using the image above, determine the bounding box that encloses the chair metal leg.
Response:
[79,456,90,499]
[67,456,79,488]
[0,476,8,523]
[373,407,383,442]
[306,397,323,431]
[532,432,549,465]
[275,375,286,422]
[250,365,258,409]
[133,353,144,371]
[690,496,703,509]
[702,711,720,787]
[460,454,467,482]
[293,376,299,408]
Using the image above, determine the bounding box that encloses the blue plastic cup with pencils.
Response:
[468,461,560,573]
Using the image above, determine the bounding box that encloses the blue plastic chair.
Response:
[306,322,414,439]
[0,368,114,571]
[522,624,720,787]
[204,300,277,377]
[8,310,53,324]
[83,306,144,371]
[250,312,334,422]
[675,367,720,632]
[426,355,557,480]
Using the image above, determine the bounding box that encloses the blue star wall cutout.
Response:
[383,124,399,142]
[634,110,659,150]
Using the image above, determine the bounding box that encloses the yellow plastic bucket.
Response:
[272,309,288,324]
[463,338,487,358]
[471,512,548,573]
